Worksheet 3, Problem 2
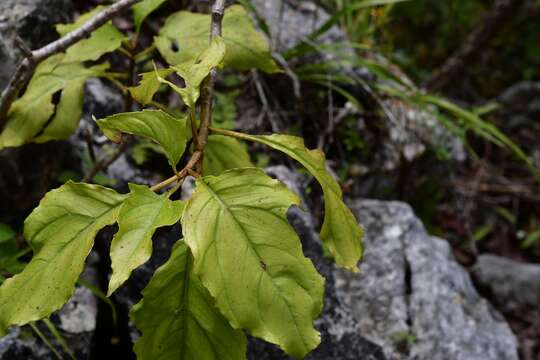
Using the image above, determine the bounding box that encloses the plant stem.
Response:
[209,127,251,140]
[151,0,226,192]
[150,151,203,192]
[194,0,226,173]
[0,0,142,129]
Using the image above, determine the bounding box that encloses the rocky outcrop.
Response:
[0,0,72,91]
[334,200,519,360]
[472,254,540,313]
[471,255,540,360]
[249,0,349,52]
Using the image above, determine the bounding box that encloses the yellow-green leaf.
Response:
[156,37,226,108]
[0,182,126,336]
[96,110,189,170]
[108,184,184,295]
[33,73,85,143]
[131,240,246,360]
[214,131,363,271]
[155,5,279,73]
[56,6,127,62]
[128,68,174,105]
[133,0,169,32]
[203,135,253,176]
[0,56,109,149]
[182,168,324,358]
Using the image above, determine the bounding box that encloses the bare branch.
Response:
[0,0,142,129]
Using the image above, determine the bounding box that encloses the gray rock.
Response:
[83,78,125,123]
[472,254,540,313]
[380,99,466,169]
[0,327,52,360]
[249,0,348,52]
[335,200,519,360]
[0,0,72,91]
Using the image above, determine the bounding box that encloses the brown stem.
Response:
[124,45,137,112]
[151,0,226,191]
[194,0,225,172]
[0,0,142,128]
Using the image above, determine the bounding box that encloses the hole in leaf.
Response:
[33,89,63,139]
[167,72,186,88]
[170,40,179,53]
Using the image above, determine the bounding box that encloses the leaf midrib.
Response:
[198,180,310,353]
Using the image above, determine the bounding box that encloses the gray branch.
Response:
[210,0,226,39]
[0,0,142,129]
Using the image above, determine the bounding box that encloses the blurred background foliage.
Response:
[268,0,540,258]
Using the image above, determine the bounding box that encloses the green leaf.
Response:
[56,6,127,62]
[131,240,246,360]
[156,37,226,108]
[203,135,253,176]
[133,0,169,32]
[0,56,109,149]
[155,5,279,73]
[213,91,239,130]
[182,168,324,358]
[131,140,165,165]
[108,184,184,295]
[128,68,174,105]
[0,224,16,244]
[212,130,363,271]
[0,182,126,336]
[96,110,189,170]
[33,74,85,143]
[522,229,540,248]
[0,242,29,272]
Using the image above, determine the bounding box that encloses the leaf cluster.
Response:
[0,2,364,359]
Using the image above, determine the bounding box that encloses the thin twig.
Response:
[151,0,225,192]
[0,0,142,128]
[124,43,137,112]
[83,137,133,183]
[272,52,301,98]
